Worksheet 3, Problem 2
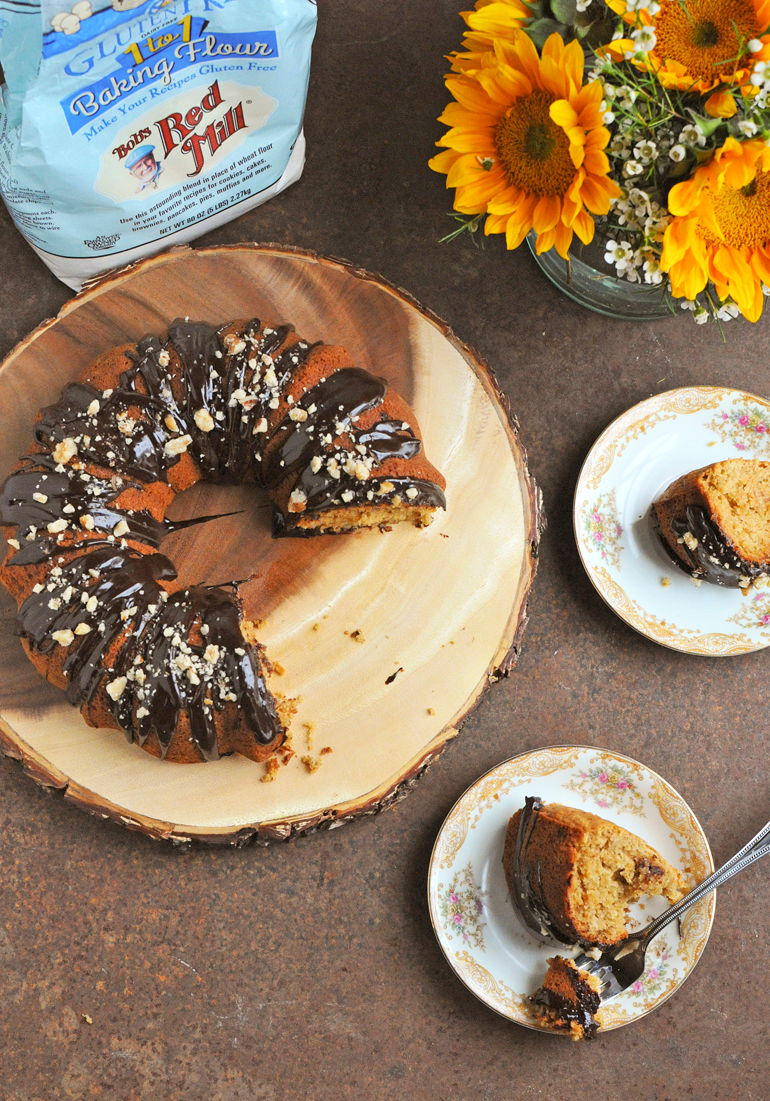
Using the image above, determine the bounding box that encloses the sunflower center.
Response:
[692,21,719,48]
[655,0,759,85]
[699,169,770,249]
[494,90,576,197]
[525,122,556,161]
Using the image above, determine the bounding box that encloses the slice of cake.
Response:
[651,458,770,588]
[504,797,684,947]
[531,956,602,1041]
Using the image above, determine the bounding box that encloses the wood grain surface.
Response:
[0,245,541,842]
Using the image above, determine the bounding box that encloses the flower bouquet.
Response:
[429,0,770,325]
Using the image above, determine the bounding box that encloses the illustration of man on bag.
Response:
[124,145,162,193]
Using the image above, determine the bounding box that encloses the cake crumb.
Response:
[261,758,280,783]
[274,693,297,731]
[312,623,320,631]
[82,1014,93,1025]
[690,576,702,587]
[427,707,436,715]
[303,720,315,751]
[320,746,332,755]
[660,577,671,587]
[301,755,321,773]
[272,661,285,676]
[240,618,264,645]
[350,629,364,643]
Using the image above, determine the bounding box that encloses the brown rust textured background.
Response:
[0,2,767,1098]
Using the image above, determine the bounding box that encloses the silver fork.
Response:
[573,816,770,1001]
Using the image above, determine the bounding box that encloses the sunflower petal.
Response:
[483,212,509,234]
[437,128,497,154]
[487,185,521,215]
[446,153,489,188]
[506,210,533,250]
[534,227,557,254]
[562,38,585,95]
[465,1,529,38]
[438,103,497,129]
[475,67,518,105]
[549,99,579,131]
[667,175,704,217]
[509,30,542,88]
[445,76,500,115]
[532,194,561,233]
[491,63,533,100]
[454,166,508,207]
[428,149,462,176]
[569,141,585,169]
[580,174,619,214]
[583,147,610,175]
[572,208,595,246]
[552,219,574,259]
[751,247,770,286]
[705,91,738,119]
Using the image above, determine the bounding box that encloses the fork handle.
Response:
[641,834,770,946]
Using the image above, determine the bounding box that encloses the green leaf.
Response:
[527,16,564,46]
[550,0,577,22]
[685,110,726,139]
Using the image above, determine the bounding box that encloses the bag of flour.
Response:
[0,0,317,289]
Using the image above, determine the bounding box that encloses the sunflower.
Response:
[605,0,770,116]
[449,0,529,74]
[429,33,621,257]
[660,137,770,319]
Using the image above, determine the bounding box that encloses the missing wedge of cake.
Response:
[652,458,770,588]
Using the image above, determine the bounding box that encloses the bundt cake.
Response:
[504,797,684,947]
[531,955,602,1041]
[651,458,770,588]
[0,318,446,764]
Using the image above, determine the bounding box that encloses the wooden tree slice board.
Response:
[0,245,542,844]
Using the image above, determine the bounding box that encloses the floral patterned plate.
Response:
[427,745,714,1036]
[574,386,770,656]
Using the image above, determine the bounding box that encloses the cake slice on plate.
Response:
[504,798,684,948]
[652,458,770,588]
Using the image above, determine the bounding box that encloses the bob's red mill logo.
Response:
[111,81,245,177]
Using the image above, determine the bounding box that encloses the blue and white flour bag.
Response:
[0,0,317,288]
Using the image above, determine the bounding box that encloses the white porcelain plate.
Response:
[427,745,714,1036]
[575,386,770,656]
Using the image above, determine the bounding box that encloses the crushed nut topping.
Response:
[194,408,215,433]
[52,438,78,464]
[164,434,192,456]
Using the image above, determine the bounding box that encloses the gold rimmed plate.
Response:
[575,386,770,656]
[427,745,714,1035]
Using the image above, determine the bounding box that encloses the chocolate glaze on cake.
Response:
[0,318,446,763]
[651,503,762,588]
[510,796,578,946]
[14,545,279,760]
[532,957,601,1040]
[651,460,770,589]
